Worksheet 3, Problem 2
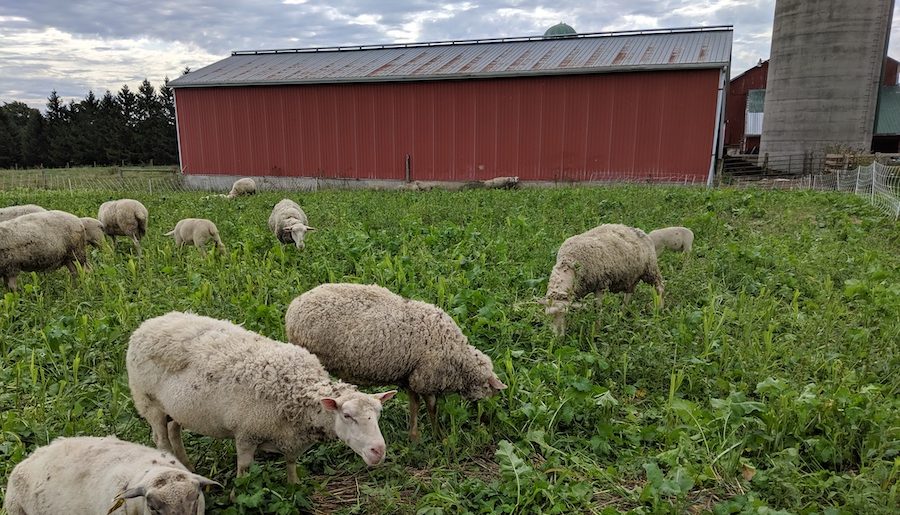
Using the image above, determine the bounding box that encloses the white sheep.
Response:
[126,311,396,484]
[81,216,106,248]
[0,210,88,291]
[0,204,46,222]
[165,218,225,255]
[227,177,257,198]
[267,199,315,250]
[481,176,520,189]
[401,181,433,191]
[98,199,149,256]
[285,283,507,441]
[648,226,694,254]
[4,435,220,515]
[541,224,664,335]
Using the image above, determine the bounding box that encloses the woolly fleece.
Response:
[0,210,87,290]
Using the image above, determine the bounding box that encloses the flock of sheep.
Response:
[1,177,693,514]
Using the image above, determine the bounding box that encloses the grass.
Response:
[0,186,897,514]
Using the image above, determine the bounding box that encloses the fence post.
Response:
[149,179,153,194]
[871,165,876,203]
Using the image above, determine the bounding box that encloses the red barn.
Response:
[169,27,732,188]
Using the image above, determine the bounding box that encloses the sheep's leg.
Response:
[594,289,605,330]
[6,274,17,291]
[235,437,258,477]
[425,395,442,439]
[146,409,173,452]
[132,235,142,257]
[167,420,194,471]
[65,261,79,285]
[408,390,421,441]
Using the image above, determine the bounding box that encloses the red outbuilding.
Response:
[169,27,733,187]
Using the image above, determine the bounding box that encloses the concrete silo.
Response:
[760,0,894,168]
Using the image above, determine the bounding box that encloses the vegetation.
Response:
[0,186,897,514]
[0,78,178,169]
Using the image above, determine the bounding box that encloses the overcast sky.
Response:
[2,1,900,109]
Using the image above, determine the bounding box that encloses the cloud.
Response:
[1,0,899,109]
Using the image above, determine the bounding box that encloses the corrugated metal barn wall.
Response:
[175,69,720,182]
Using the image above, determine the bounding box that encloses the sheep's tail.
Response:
[135,211,147,239]
[164,229,176,236]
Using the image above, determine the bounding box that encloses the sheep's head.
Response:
[81,217,106,247]
[537,297,574,336]
[459,347,507,400]
[283,223,315,249]
[111,469,221,515]
[321,390,396,466]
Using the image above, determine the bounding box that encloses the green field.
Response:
[0,186,897,514]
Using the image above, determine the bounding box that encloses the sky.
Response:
[1,1,899,109]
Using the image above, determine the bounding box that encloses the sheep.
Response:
[267,199,315,250]
[648,226,694,254]
[481,176,520,189]
[126,311,396,484]
[98,199,148,256]
[227,178,257,198]
[0,210,88,291]
[401,181,433,191]
[165,218,225,255]
[540,224,664,335]
[285,283,507,441]
[0,204,46,222]
[81,217,105,248]
[4,435,220,515]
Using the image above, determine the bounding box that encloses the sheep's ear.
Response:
[373,390,397,404]
[194,474,223,489]
[489,376,507,390]
[321,398,340,411]
[116,486,146,501]
[305,226,316,232]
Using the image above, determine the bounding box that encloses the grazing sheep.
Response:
[98,199,148,256]
[3,435,220,515]
[267,199,315,250]
[0,204,46,222]
[0,210,87,291]
[482,176,520,189]
[285,283,507,441]
[541,224,664,335]
[401,181,433,191]
[227,178,257,198]
[165,218,225,255]
[127,311,396,484]
[648,226,694,254]
[80,217,105,248]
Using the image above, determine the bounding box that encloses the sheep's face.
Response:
[114,469,220,515]
[539,298,570,336]
[461,348,508,400]
[81,218,105,247]
[322,391,396,466]
[283,223,315,249]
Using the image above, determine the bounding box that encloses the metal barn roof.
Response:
[170,26,732,88]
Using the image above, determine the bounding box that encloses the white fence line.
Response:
[784,162,900,220]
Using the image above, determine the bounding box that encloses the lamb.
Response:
[165,218,225,255]
[0,210,88,291]
[4,435,220,515]
[541,224,664,335]
[267,199,315,250]
[98,199,149,256]
[81,217,105,247]
[227,177,257,198]
[648,226,694,254]
[481,176,520,189]
[285,283,507,441]
[0,204,46,222]
[126,311,396,484]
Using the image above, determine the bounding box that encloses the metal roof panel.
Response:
[170,27,732,88]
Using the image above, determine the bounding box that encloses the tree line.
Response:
[0,78,178,169]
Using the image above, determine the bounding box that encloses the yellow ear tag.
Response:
[106,497,126,514]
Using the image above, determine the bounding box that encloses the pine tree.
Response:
[0,108,18,168]
[97,90,122,164]
[72,90,102,165]
[136,79,160,164]
[158,77,177,164]
[45,91,72,167]
[116,85,138,164]
[21,111,48,167]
